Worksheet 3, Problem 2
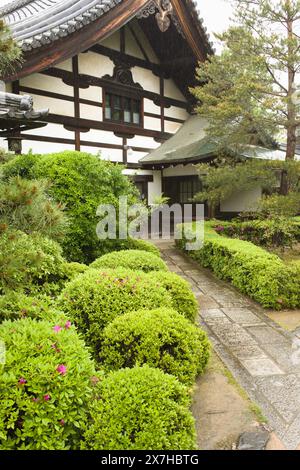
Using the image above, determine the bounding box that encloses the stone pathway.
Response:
[157,241,300,450]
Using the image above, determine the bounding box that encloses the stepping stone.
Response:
[246,326,289,345]
[222,308,262,325]
[238,431,270,450]
[240,358,284,377]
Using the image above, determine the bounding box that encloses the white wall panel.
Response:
[80,103,103,121]
[100,30,120,51]
[22,141,74,154]
[80,86,102,101]
[81,129,122,145]
[163,165,198,177]
[56,59,73,72]
[164,106,189,120]
[20,74,74,97]
[78,52,113,77]
[132,67,159,94]
[220,187,262,212]
[165,121,182,134]
[25,93,74,116]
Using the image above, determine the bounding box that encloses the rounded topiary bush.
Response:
[83,366,197,450]
[147,271,198,322]
[126,238,160,257]
[100,308,210,384]
[90,250,167,273]
[0,318,98,450]
[57,268,171,355]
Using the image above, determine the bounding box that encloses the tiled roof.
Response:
[0,0,215,54]
[0,0,123,51]
[0,90,49,120]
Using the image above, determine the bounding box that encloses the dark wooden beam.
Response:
[72,56,81,151]
[41,67,189,110]
[5,0,151,81]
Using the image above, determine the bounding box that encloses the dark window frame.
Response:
[103,88,144,128]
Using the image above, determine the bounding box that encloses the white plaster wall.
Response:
[163,164,198,177]
[80,103,103,120]
[56,59,73,72]
[20,74,74,97]
[164,79,186,101]
[22,123,73,139]
[100,30,120,51]
[80,86,102,101]
[81,129,122,145]
[148,171,162,205]
[78,52,114,77]
[144,116,161,131]
[23,93,74,117]
[165,106,189,120]
[144,99,161,114]
[21,141,74,154]
[80,146,123,162]
[125,27,144,60]
[127,21,159,63]
[165,121,181,134]
[220,187,262,212]
[132,66,160,94]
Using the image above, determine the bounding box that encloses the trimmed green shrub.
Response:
[57,268,171,354]
[2,151,139,263]
[0,292,60,323]
[62,262,88,281]
[0,318,98,450]
[216,218,298,248]
[100,308,210,384]
[83,366,196,450]
[126,238,160,257]
[90,250,167,273]
[177,222,300,309]
[258,192,300,218]
[0,230,66,295]
[147,271,198,322]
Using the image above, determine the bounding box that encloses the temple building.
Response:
[0,0,288,214]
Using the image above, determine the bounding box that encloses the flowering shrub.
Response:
[57,268,171,355]
[0,292,60,323]
[0,318,97,449]
[147,271,198,322]
[90,250,168,273]
[100,308,210,384]
[83,366,197,450]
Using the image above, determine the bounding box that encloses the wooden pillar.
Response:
[123,137,128,165]
[72,56,81,151]
[160,74,165,133]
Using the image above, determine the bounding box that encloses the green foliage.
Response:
[177,222,300,309]
[217,218,298,248]
[0,292,60,323]
[100,308,210,384]
[147,271,198,322]
[57,268,171,355]
[0,230,66,295]
[90,250,167,273]
[0,318,97,449]
[0,177,67,241]
[124,238,160,257]
[62,262,88,281]
[194,159,277,208]
[0,19,22,77]
[1,151,139,263]
[258,192,300,218]
[83,366,196,450]
[191,0,300,159]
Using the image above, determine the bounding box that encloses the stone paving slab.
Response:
[157,241,300,450]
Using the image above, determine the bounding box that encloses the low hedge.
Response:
[0,318,97,450]
[57,268,171,355]
[99,308,210,384]
[214,218,298,248]
[147,271,198,322]
[83,366,197,450]
[177,222,300,309]
[90,250,167,273]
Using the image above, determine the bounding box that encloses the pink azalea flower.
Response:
[56,364,67,375]
[32,397,39,402]
[44,394,51,401]
[53,325,62,333]
[65,321,71,330]
[18,377,27,385]
[59,419,65,426]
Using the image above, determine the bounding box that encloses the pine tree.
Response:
[192,0,300,193]
[0,18,21,78]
